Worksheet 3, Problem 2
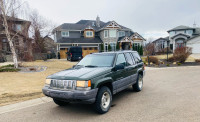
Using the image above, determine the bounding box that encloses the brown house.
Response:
[0,15,31,61]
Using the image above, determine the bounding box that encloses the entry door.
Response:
[124,53,137,84]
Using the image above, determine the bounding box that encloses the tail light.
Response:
[70,53,72,57]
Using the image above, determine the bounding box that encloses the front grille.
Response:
[50,80,76,90]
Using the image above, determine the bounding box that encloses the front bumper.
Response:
[42,86,98,104]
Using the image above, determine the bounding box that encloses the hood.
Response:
[47,67,112,80]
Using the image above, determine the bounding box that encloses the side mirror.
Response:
[113,64,125,71]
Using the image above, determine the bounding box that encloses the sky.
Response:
[23,0,200,41]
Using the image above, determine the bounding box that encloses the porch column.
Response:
[130,42,132,50]
[119,42,122,50]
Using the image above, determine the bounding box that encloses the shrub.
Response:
[146,56,159,65]
[173,47,192,63]
[177,63,181,66]
[195,59,200,63]
[166,64,170,67]
[0,68,20,72]
[168,56,175,62]
[0,64,14,68]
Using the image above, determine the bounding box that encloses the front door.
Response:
[122,42,130,50]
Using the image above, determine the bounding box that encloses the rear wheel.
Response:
[94,86,112,114]
[53,98,69,106]
[133,74,143,92]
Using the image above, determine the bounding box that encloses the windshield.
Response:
[77,54,115,67]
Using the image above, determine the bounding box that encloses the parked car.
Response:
[66,46,83,61]
[42,51,145,114]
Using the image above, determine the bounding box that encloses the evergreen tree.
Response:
[132,43,135,51]
[108,44,112,51]
[116,42,120,51]
[140,45,143,56]
[137,45,140,53]
[100,43,104,52]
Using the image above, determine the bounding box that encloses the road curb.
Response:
[0,97,52,115]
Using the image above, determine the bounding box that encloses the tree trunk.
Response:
[0,0,18,68]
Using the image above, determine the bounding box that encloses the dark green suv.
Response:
[42,51,145,114]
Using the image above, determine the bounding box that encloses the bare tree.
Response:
[0,0,24,68]
[144,42,155,56]
[29,10,56,55]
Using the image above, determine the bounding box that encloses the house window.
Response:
[104,30,108,38]
[169,31,175,37]
[104,43,108,52]
[61,31,69,37]
[186,30,193,35]
[86,31,93,37]
[109,30,117,37]
[16,24,21,31]
[118,31,125,37]
[110,42,116,51]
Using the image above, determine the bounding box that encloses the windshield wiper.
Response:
[85,65,98,67]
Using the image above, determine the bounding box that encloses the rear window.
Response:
[132,52,142,63]
[70,48,82,53]
[125,53,134,66]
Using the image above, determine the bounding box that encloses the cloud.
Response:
[24,0,200,39]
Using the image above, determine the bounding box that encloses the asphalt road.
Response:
[1,66,200,122]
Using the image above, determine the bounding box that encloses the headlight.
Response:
[45,79,51,85]
[76,80,91,87]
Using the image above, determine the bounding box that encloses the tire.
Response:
[53,98,69,106]
[94,86,112,114]
[133,74,143,92]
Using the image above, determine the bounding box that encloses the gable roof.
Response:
[171,33,190,39]
[53,19,131,32]
[152,36,169,43]
[57,37,102,44]
[167,25,195,32]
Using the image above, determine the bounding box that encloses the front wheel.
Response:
[133,74,143,92]
[93,86,112,114]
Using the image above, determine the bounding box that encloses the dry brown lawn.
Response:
[0,60,77,106]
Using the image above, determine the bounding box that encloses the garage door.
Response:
[82,47,98,57]
[60,48,68,59]
[191,43,200,54]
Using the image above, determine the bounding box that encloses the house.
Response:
[0,15,31,61]
[152,37,170,53]
[153,25,200,54]
[53,16,146,59]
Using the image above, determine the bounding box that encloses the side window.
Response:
[129,53,136,65]
[125,53,134,66]
[116,54,126,66]
[132,52,141,63]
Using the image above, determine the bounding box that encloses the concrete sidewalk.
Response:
[0,97,52,115]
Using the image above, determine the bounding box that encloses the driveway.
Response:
[0,66,200,122]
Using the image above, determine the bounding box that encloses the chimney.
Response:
[96,16,100,27]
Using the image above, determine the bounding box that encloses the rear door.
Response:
[124,53,138,84]
[112,53,127,93]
